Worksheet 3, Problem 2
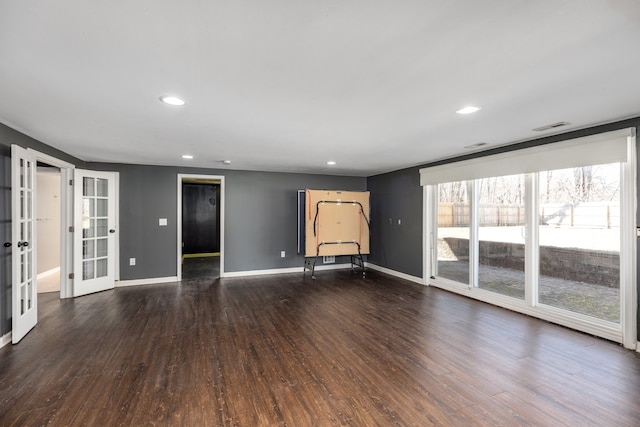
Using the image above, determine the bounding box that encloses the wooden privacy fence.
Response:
[439,202,620,229]
[438,203,525,227]
[540,202,620,228]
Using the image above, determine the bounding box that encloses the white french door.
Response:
[11,145,37,343]
[10,151,117,342]
[73,169,118,297]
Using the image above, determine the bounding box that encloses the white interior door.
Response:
[73,169,117,297]
[11,145,37,343]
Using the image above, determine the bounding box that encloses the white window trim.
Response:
[422,130,637,349]
[620,135,637,349]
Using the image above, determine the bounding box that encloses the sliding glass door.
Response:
[434,165,621,318]
[477,174,526,299]
[423,128,635,346]
[537,164,620,323]
[436,181,470,284]
[436,175,527,299]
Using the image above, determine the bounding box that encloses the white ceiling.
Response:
[1,1,639,177]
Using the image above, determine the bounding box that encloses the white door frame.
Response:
[177,174,225,279]
[27,149,74,299]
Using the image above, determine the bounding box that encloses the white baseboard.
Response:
[365,263,424,285]
[113,264,351,285]
[113,264,422,285]
[0,332,12,349]
[37,266,60,280]
[223,263,352,278]
[115,276,178,287]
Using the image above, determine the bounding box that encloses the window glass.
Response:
[477,174,526,299]
[437,181,470,284]
[538,163,620,323]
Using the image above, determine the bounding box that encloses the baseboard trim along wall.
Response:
[37,266,60,280]
[222,263,352,278]
[365,263,424,285]
[115,276,178,287]
[0,332,12,349]
[115,264,424,283]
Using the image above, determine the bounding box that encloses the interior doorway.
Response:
[36,164,61,294]
[31,150,74,300]
[177,175,225,280]
[9,147,74,344]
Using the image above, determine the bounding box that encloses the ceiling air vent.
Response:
[464,142,488,149]
[532,121,570,132]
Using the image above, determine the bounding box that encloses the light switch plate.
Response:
[159,218,167,226]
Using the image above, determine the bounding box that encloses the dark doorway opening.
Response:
[181,181,221,280]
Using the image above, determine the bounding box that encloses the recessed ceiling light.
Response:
[222,160,231,165]
[456,105,481,115]
[327,161,337,166]
[160,96,186,106]
[182,154,193,159]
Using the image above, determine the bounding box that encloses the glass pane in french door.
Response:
[477,174,525,299]
[19,156,35,314]
[436,181,470,284]
[538,164,620,323]
[82,177,109,281]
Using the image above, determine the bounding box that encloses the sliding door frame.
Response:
[423,135,637,349]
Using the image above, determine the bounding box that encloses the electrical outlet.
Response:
[129,258,136,266]
[281,251,286,258]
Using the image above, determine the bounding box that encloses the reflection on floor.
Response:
[182,256,220,280]
[5,270,640,426]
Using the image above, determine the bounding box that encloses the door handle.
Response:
[17,241,29,248]
[109,229,116,233]
[3,242,11,248]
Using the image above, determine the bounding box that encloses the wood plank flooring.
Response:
[1,269,639,426]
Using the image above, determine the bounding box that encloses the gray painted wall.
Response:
[366,116,640,340]
[2,117,640,341]
[0,121,364,337]
[367,167,423,278]
[0,123,85,166]
[86,163,366,280]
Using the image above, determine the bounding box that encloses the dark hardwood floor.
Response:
[182,256,220,280]
[1,269,639,426]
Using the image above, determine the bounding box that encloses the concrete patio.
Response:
[437,261,620,323]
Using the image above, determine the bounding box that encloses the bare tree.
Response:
[544,171,553,202]
[440,163,619,207]
[439,181,468,203]
[574,166,593,201]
